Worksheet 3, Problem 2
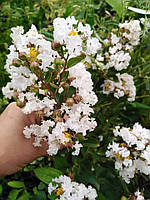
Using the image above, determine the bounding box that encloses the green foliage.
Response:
[34,167,63,184]
[8,189,23,200]
[104,0,124,17]
[8,181,25,189]
[67,54,86,68]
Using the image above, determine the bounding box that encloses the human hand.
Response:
[0,102,48,176]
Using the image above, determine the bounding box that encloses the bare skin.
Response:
[0,102,48,176]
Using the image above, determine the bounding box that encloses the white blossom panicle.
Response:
[119,20,141,46]
[99,20,141,71]
[48,175,97,200]
[3,18,98,157]
[106,123,150,183]
[53,17,102,58]
[102,73,136,102]
[23,63,97,156]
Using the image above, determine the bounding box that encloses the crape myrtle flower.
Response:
[48,175,97,200]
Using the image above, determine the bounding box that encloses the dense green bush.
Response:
[0,0,150,199]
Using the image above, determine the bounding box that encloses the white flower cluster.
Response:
[2,18,98,157]
[48,175,97,200]
[23,63,97,156]
[2,24,59,98]
[105,20,141,71]
[102,73,136,101]
[100,20,141,101]
[119,20,141,46]
[106,123,150,183]
[53,16,102,58]
[134,190,145,200]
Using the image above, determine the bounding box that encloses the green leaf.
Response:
[62,71,69,82]
[129,102,150,109]
[0,184,2,195]
[82,138,100,147]
[67,54,86,68]
[17,192,30,200]
[7,181,25,189]
[97,191,107,200]
[38,182,45,190]
[8,189,22,200]
[105,0,123,17]
[34,167,63,184]
[49,82,59,89]
[41,31,53,42]
[54,156,70,172]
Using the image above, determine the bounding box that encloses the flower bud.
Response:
[54,116,63,123]
[18,52,27,60]
[30,61,39,68]
[16,100,26,108]
[63,114,69,121]
[66,98,75,106]
[54,58,65,66]
[53,109,61,117]
[63,82,70,88]
[12,58,21,67]
[73,95,83,103]
[112,29,118,34]
[51,41,61,50]
[68,172,74,179]
[68,77,76,83]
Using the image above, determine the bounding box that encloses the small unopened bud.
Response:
[53,109,61,117]
[54,58,65,66]
[18,52,27,60]
[112,29,118,34]
[73,95,83,103]
[17,100,26,108]
[27,43,32,48]
[120,27,125,32]
[68,77,76,83]
[63,114,69,121]
[66,98,75,106]
[51,41,61,50]
[68,173,74,179]
[63,83,70,88]
[105,55,110,62]
[55,117,63,123]
[12,58,21,67]
[107,34,111,40]
[30,61,39,68]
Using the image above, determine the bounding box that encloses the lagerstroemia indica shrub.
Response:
[2,15,150,199]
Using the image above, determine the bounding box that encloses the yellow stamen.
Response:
[56,187,64,196]
[124,155,132,159]
[68,30,78,36]
[115,152,121,160]
[85,61,92,68]
[122,80,126,86]
[105,83,111,90]
[64,132,71,139]
[29,47,38,58]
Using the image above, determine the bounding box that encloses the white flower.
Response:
[119,20,141,46]
[86,37,102,55]
[48,175,97,200]
[72,141,83,156]
[106,123,150,183]
[102,73,136,102]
